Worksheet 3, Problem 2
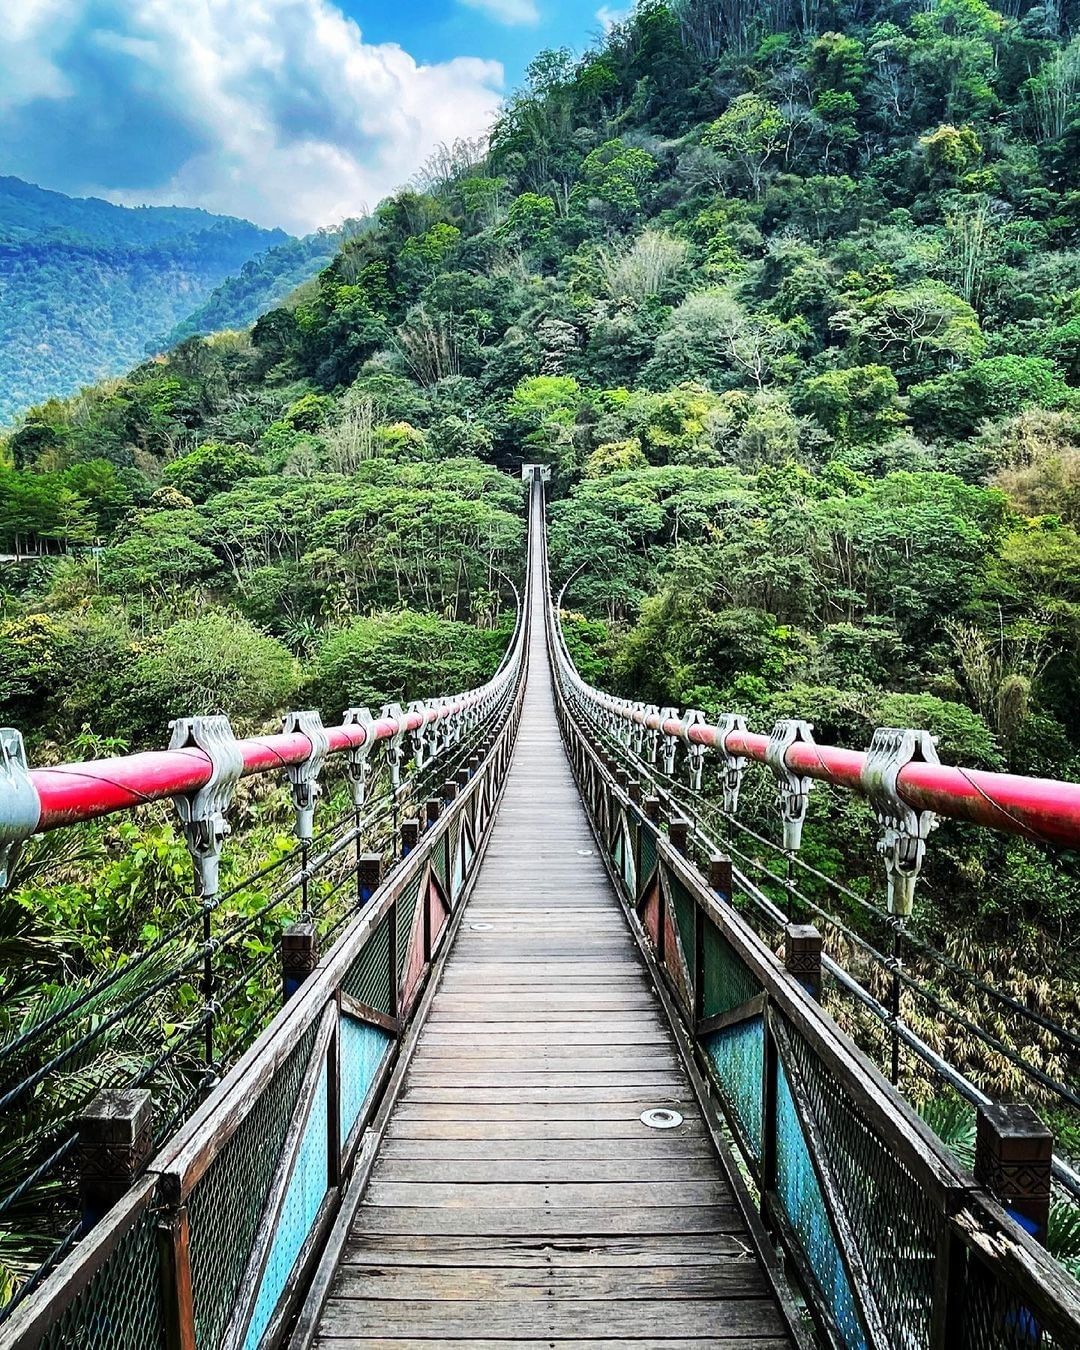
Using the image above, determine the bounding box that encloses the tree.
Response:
[908,357,1070,441]
[162,442,261,503]
[703,95,788,197]
[796,366,905,444]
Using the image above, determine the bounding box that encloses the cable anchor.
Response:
[659,707,679,776]
[861,727,940,918]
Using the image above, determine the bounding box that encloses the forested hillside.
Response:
[158,225,353,349]
[0,177,300,423]
[3,0,1080,1044]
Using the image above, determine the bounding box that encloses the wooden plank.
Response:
[363,1180,728,1209]
[316,1339,791,1349]
[316,1297,787,1338]
[327,1262,768,1300]
[336,1234,752,1267]
[370,1158,718,1184]
[391,1102,700,1120]
[378,1137,717,1161]
[348,1207,745,1237]
[384,1119,708,1140]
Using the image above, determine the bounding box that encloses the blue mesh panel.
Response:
[775,1061,868,1350]
[340,1013,393,1147]
[452,828,466,899]
[704,1016,763,1159]
[244,1062,329,1349]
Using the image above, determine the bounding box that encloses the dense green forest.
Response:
[158,225,352,349]
[2,0,1080,1153]
[0,177,321,424]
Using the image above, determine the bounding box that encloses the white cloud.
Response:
[460,0,540,24]
[0,0,507,233]
[596,5,632,29]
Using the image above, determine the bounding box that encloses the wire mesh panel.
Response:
[701,920,761,1018]
[780,1014,941,1349]
[339,1014,393,1147]
[340,914,392,1015]
[243,1061,329,1350]
[668,875,696,978]
[186,1020,317,1350]
[432,831,449,893]
[394,877,422,982]
[37,1201,167,1350]
[703,1017,764,1160]
[638,829,657,896]
[451,820,465,900]
[774,1057,869,1350]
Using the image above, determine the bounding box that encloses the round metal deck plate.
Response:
[469,923,494,931]
[576,849,594,856]
[640,1108,683,1130]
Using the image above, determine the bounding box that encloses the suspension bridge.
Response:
[0,471,1078,1349]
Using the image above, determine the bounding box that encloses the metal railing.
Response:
[0,548,529,1334]
[543,492,1080,1350]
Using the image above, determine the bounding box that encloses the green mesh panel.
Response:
[39,1203,167,1350]
[701,920,760,1018]
[638,830,657,893]
[340,913,392,1015]
[432,831,449,892]
[187,1019,317,1350]
[668,875,697,975]
[395,875,422,980]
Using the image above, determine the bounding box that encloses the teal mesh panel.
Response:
[704,1016,764,1159]
[452,824,466,899]
[340,1014,393,1146]
[781,1018,940,1348]
[340,914,392,1015]
[243,1061,329,1349]
[620,823,636,895]
[701,920,760,1018]
[187,1019,317,1350]
[775,1059,868,1350]
[395,875,422,979]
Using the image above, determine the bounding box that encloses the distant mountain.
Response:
[159,226,350,348]
[0,177,292,424]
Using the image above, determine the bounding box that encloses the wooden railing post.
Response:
[281,922,318,1002]
[784,924,823,1002]
[400,818,419,858]
[157,1188,196,1350]
[708,854,732,900]
[975,1103,1053,1244]
[76,1088,153,1228]
[357,853,382,906]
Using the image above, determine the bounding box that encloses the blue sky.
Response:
[0,0,621,234]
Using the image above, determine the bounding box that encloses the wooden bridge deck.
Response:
[305,557,794,1348]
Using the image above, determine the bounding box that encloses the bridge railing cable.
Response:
[541,483,1080,1350]
[0,554,528,1328]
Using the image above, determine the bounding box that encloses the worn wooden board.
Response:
[328,1263,769,1300]
[335,1234,755,1267]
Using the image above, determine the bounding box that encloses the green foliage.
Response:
[162,442,261,502]
[308,611,507,718]
[909,357,1070,441]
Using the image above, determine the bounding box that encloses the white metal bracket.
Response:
[169,716,243,898]
[766,719,816,852]
[861,727,940,918]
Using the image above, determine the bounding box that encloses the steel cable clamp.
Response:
[766,719,815,852]
[407,699,435,771]
[0,729,40,889]
[282,710,330,841]
[343,707,376,808]
[169,716,243,898]
[659,707,680,776]
[382,704,408,788]
[716,713,749,814]
[642,705,661,763]
[682,710,708,790]
[861,727,940,918]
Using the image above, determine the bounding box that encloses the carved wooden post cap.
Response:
[668,817,689,854]
[627,781,642,805]
[455,767,470,788]
[357,852,383,897]
[282,921,318,1001]
[443,779,458,802]
[644,796,661,823]
[975,1102,1053,1243]
[784,923,823,1000]
[709,855,733,898]
[77,1088,153,1226]
[425,798,441,829]
[401,818,420,856]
